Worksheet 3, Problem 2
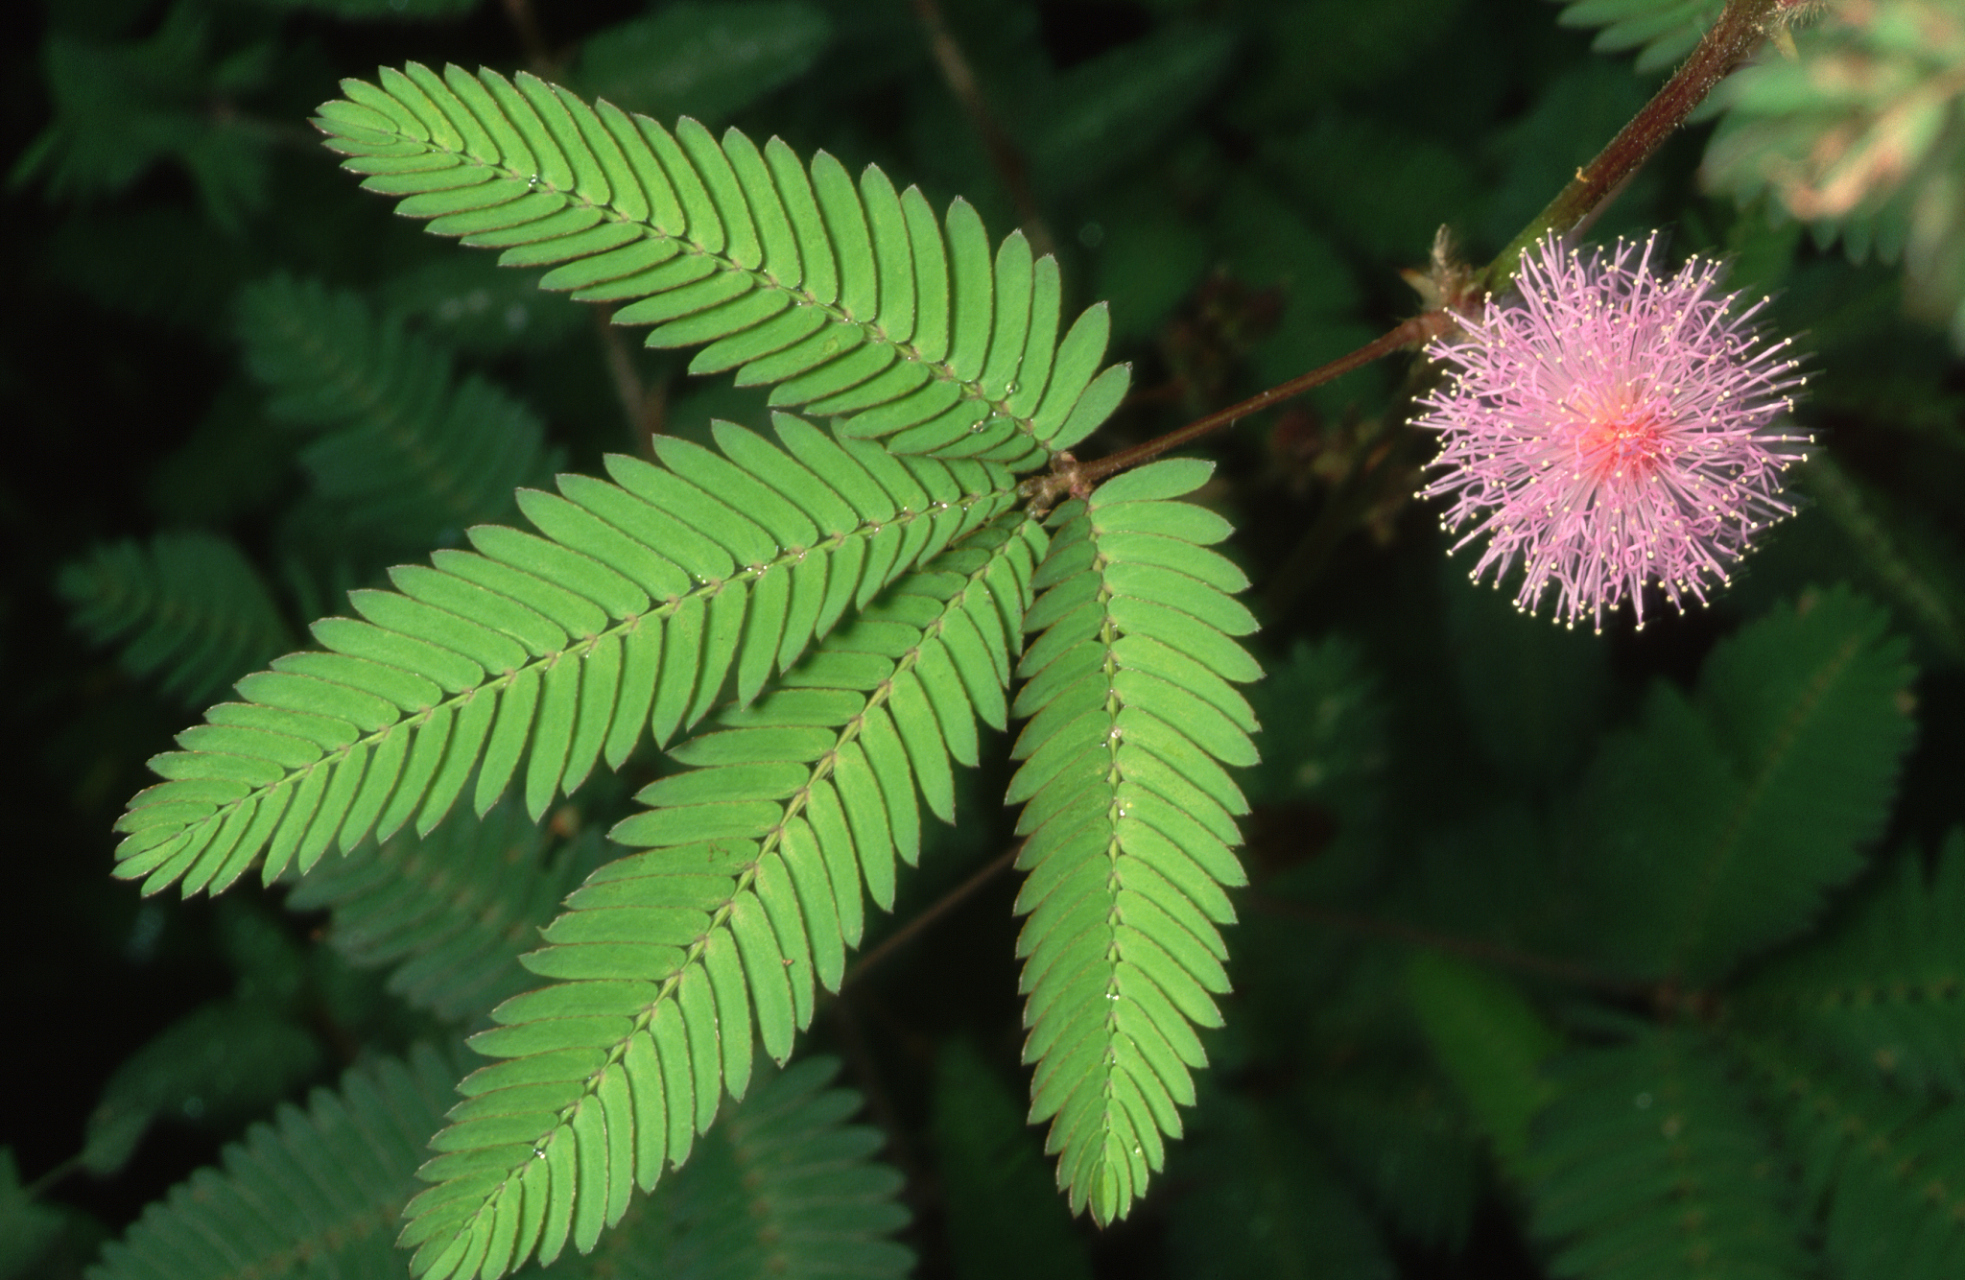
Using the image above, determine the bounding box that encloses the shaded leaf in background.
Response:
[1704,0,1965,350]
[1554,0,1724,75]
[80,999,322,1177]
[1734,830,1965,1096]
[11,2,273,227]
[1567,588,1914,983]
[285,800,606,1023]
[1167,1090,1395,1280]
[236,275,548,550]
[574,2,834,128]
[59,531,294,708]
[1527,1028,1811,1280]
[1407,951,1563,1173]
[932,1042,1093,1280]
[1022,23,1237,197]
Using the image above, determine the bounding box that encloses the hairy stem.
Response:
[1483,0,1784,288]
[1023,311,1454,509]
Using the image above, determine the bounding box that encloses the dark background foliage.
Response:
[5,0,1963,1277]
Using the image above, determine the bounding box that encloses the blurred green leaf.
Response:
[932,1043,1092,1280]
[575,2,833,127]
[82,1000,322,1176]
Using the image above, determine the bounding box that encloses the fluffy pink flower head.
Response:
[1413,232,1809,632]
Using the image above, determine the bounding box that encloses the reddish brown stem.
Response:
[840,848,1017,990]
[1022,311,1454,510]
[1483,0,1783,288]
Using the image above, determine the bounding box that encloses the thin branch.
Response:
[1483,0,1784,288]
[500,0,554,73]
[908,0,1055,257]
[840,847,1017,990]
[1022,310,1453,509]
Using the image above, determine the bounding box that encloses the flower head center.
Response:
[1568,396,1667,484]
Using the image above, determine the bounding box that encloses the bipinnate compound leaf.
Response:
[1733,830,1965,1096]
[59,532,294,708]
[286,800,604,1023]
[396,518,1042,1279]
[1569,588,1913,983]
[1527,1028,1811,1280]
[312,64,1125,465]
[236,275,549,548]
[1737,1033,1965,1280]
[1007,457,1260,1224]
[113,418,1020,900]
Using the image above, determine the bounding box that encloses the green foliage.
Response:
[91,1046,462,1280]
[1733,832,1965,1096]
[1526,1027,1811,1280]
[1703,0,1965,349]
[1166,1091,1396,1280]
[11,2,274,226]
[931,1043,1093,1280]
[16,3,1965,1280]
[286,800,606,1022]
[59,532,295,707]
[1407,952,1562,1171]
[572,3,834,128]
[114,419,1024,901]
[91,1047,906,1280]
[237,274,550,550]
[393,520,1042,1276]
[82,998,323,1177]
[1564,588,1914,983]
[1740,1032,1965,1280]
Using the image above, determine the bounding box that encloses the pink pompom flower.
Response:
[1412,232,1809,632]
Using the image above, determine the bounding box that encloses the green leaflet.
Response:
[1734,1032,1965,1280]
[113,418,1021,899]
[91,1045,467,1280]
[312,63,1127,464]
[1566,587,1914,984]
[398,514,1044,1280]
[1004,457,1259,1224]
